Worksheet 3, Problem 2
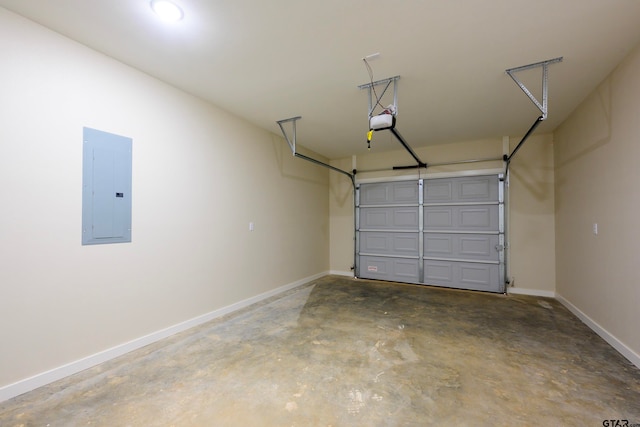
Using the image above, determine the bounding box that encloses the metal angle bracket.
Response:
[358,75,401,119]
[276,116,302,154]
[506,57,563,120]
[275,116,355,184]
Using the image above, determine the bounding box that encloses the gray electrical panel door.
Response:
[357,175,504,292]
[82,127,132,245]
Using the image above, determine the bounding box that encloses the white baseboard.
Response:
[0,271,327,403]
[556,293,640,370]
[507,287,556,298]
[329,270,354,277]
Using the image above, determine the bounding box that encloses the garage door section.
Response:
[357,175,505,292]
[423,175,503,292]
[357,180,422,284]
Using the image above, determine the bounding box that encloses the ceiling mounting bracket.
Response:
[276,116,355,186]
[505,56,563,120]
[358,75,401,119]
[276,116,302,154]
[504,57,563,170]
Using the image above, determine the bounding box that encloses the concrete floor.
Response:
[1,276,640,426]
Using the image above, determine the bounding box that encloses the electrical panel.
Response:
[82,127,132,245]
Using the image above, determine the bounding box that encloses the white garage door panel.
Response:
[424,205,499,231]
[459,177,498,201]
[357,175,504,292]
[424,180,453,201]
[360,181,419,205]
[360,232,420,255]
[360,207,419,230]
[425,175,499,203]
[459,263,500,291]
[423,260,453,282]
[424,233,500,262]
[361,256,420,284]
[424,260,499,292]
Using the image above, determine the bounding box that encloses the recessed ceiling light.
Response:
[150,0,184,22]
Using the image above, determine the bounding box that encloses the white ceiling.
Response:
[3,0,640,159]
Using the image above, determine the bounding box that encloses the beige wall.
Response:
[554,42,640,358]
[508,133,556,293]
[329,157,356,274]
[0,8,329,389]
[329,135,556,293]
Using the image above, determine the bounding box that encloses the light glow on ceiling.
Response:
[150,0,184,22]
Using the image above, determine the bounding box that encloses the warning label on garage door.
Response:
[367,265,378,272]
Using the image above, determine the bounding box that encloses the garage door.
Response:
[356,174,505,292]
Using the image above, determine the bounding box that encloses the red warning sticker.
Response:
[368,265,378,272]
